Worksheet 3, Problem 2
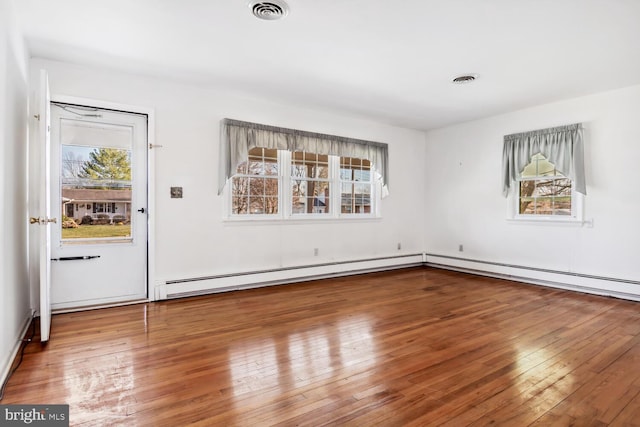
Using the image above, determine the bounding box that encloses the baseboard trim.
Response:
[1,310,34,390]
[158,253,424,300]
[425,254,640,302]
[156,252,639,302]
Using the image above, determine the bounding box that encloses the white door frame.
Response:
[51,94,157,304]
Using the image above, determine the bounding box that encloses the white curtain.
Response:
[502,123,585,196]
[219,118,389,195]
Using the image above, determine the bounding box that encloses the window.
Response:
[340,157,372,214]
[219,119,389,215]
[519,154,572,216]
[502,123,585,223]
[508,152,583,221]
[94,202,116,214]
[231,148,279,215]
[229,147,379,219]
[291,152,330,215]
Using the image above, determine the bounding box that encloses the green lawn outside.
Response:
[62,224,131,239]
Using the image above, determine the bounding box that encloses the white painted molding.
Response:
[158,254,424,299]
[156,252,640,302]
[425,254,640,302]
[49,94,157,304]
[0,311,34,389]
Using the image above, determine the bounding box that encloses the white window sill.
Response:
[223,215,382,225]
[507,216,593,227]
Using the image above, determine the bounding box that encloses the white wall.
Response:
[1,0,31,383]
[31,58,426,294]
[424,85,640,295]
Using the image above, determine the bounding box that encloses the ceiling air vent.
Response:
[249,0,289,21]
[451,74,478,84]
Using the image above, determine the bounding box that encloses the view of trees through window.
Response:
[61,145,133,240]
[230,148,375,218]
[232,147,279,215]
[519,153,572,216]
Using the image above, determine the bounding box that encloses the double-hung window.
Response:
[502,123,585,222]
[220,118,388,221]
[231,148,280,215]
[228,148,379,219]
[519,153,572,216]
[340,157,372,214]
[291,152,331,215]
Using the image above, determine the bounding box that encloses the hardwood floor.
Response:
[4,267,640,426]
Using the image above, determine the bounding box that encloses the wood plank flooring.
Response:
[4,267,640,426]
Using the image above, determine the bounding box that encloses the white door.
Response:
[49,102,148,309]
[33,70,53,341]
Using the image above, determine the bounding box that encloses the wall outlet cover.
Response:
[170,187,183,198]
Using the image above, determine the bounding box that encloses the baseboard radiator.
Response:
[156,252,639,302]
[157,253,424,300]
[425,254,640,302]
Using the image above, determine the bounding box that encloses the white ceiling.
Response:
[14,0,640,131]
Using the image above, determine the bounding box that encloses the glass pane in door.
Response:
[59,119,134,242]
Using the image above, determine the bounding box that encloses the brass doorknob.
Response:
[29,217,57,224]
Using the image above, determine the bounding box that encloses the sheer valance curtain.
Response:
[218,118,389,195]
[502,123,586,196]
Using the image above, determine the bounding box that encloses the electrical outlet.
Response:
[314,248,319,256]
[459,244,464,252]
[397,242,402,250]
[170,186,183,198]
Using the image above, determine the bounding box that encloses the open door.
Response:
[49,104,148,309]
[34,69,54,342]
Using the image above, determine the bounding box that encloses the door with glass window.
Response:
[49,102,148,309]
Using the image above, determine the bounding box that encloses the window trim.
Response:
[219,118,389,197]
[507,180,584,224]
[225,150,380,221]
[287,150,332,217]
[506,150,585,225]
[502,123,585,197]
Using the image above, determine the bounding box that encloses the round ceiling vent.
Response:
[451,74,478,84]
[249,0,289,21]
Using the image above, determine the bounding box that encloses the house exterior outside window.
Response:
[228,147,379,220]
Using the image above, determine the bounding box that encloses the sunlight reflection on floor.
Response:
[228,314,377,398]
